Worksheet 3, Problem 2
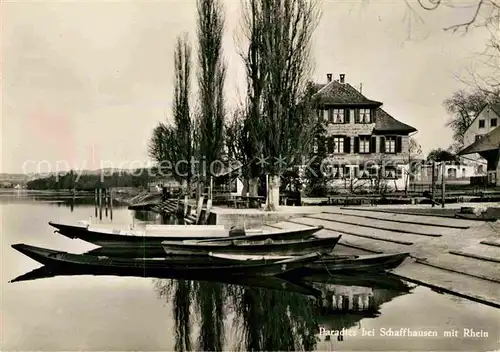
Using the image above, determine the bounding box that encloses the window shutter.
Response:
[344,109,349,123]
[380,136,386,153]
[370,136,377,153]
[344,137,351,153]
[354,109,360,123]
[328,109,333,123]
[318,137,325,153]
[343,166,349,178]
[370,109,375,123]
[353,137,359,153]
[327,137,334,153]
[396,136,402,153]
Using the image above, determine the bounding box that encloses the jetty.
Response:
[247,204,500,309]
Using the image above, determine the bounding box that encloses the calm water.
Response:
[1,190,499,351]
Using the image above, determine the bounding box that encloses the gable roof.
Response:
[374,108,417,134]
[464,103,500,134]
[314,80,382,106]
[458,126,500,155]
[490,103,500,116]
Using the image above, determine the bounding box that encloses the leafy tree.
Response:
[443,88,499,146]
[196,0,227,187]
[240,0,321,210]
[303,86,328,196]
[149,34,194,192]
[401,0,499,94]
[426,148,457,163]
[404,137,423,194]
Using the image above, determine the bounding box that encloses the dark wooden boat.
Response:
[213,252,410,274]
[11,243,322,277]
[301,252,410,274]
[9,265,322,297]
[161,236,341,256]
[48,221,323,246]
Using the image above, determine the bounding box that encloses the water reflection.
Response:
[5,191,414,350]
[152,273,411,351]
[11,262,411,351]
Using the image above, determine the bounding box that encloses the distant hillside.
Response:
[0,168,157,186]
[24,167,176,191]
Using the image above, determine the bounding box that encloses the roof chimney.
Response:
[327,73,332,82]
[339,74,345,83]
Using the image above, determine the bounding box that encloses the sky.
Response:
[1,0,492,174]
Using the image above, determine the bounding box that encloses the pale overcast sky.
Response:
[1,0,491,174]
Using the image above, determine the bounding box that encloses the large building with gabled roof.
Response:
[462,103,500,176]
[459,125,500,186]
[311,73,418,191]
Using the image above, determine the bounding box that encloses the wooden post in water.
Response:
[431,162,436,207]
[109,188,113,220]
[105,188,109,217]
[441,162,446,208]
[98,187,103,220]
[94,188,98,217]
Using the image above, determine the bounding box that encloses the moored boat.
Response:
[11,243,322,277]
[211,252,410,274]
[48,221,228,246]
[297,252,410,274]
[48,221,324,247]
[161,236,341,256]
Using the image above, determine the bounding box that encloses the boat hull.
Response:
[162,236,341,256]
[48,221,324,247]
[11,243,321,277]
[289,252,410,276]
[48,222,228,246]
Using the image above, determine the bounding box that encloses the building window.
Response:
[329,109,344,124]
[333,137,344,153]
[357,166,377,179]
[479,120,485,128]
[385,137,396,154]
[332,166,344,179]
[384,166,399,179]
[359,137,371,154]
[447,168,457,178]
[492,118,498,127]
[358,109,371,123]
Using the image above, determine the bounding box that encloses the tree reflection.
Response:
[153,278,319,351]
[153,274,412,351]
[229,286,318,351]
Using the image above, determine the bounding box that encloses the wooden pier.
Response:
[94,188,113,220]
[260,205,500,309]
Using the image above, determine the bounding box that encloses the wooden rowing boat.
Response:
[161,236,341,256]
[48,221,324,247]
[11,243,322,277]
[298,252,410,274]
[211,252,410,274]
